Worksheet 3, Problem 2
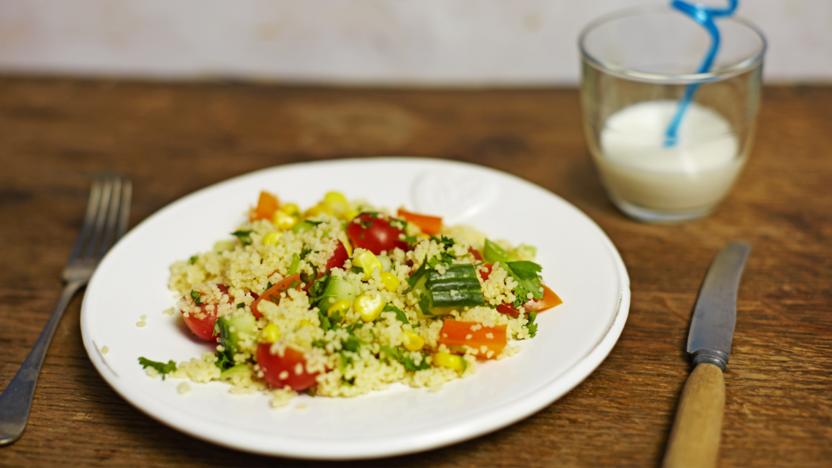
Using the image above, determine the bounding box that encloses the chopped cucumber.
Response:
[316,274,358,314]
[419,264,484,315]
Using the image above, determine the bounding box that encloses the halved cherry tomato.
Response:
[525,284,562,313]
[251,274,301,319]
[249,190,279,221]
[181,284,229,341]
[438,319,507,359]
[396,208,443,235]
[182,308,217,341]
[346,212,408,255]
[256,343,318,391]
[325,241,348,270]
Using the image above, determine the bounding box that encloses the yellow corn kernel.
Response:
[304,202,331,217]
[354,250,382,279]
[272,211,298,230]
[433,352,466,373]
[262,231,280,246]
[327,298,352,317]
[354,292,384,322]
[402,331,424,351]
[338,231,353,256]
[279,202,300,215]
[380,271,400,292]
[260,323,280,343]
[322,191,351,219]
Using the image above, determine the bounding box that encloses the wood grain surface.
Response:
[0,77,829,467]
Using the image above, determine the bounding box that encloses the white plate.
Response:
[81,158,629,460]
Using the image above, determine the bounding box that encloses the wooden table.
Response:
[0,77,829,466]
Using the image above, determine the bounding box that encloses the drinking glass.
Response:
[579,6,766,222]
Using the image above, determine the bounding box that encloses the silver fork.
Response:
[0,175,132,446]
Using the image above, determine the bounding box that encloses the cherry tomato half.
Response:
[256,343,318,391]
[346,213,408,255]
[325,241,349,270]
[181,284,229,341]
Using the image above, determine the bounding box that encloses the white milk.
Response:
[596,100,744,216]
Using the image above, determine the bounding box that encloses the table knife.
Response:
[663,241,751,468]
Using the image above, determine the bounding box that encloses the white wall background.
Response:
[0,0,829,85]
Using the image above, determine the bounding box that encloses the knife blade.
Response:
[686,241,751,370]
[663,241,751,468]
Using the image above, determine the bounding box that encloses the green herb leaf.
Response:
[236,302,245,309]
[318,308,333,331]
[342,334,361,353]
[188,255,198,265]
[138,357,177,378]
[383,303,409,324]
[214,350,234,371]
[231,229,253,246]
[190,290,202,305]
[406,261,429,288]
[380,346,430,372]
[287,253,301,275]
[526,311,539,338]
[483,239,511,263]
[504,260,544,307]
[213,318,236,370]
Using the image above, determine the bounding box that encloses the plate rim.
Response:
[80,156,630,459]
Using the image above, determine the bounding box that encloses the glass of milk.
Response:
[579,6,766,222]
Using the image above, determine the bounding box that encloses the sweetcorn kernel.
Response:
[272,211,298,230]
[327,298,352,317]
[262,231,280,246]
[380,272,400,292]
[354,292,384,322]
[279,202,300,215]
[434,352,465,372]
[260,323,280,343]
[402,331,425,351]
[354,250,382,279]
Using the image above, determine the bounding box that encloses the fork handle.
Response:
[0,281,83,446]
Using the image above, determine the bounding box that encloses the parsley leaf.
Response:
[342,334,361,353]
[138,357,177,378]
[504,260,544,307]
[382,303,409,324]
[188,255,198,265]
[231,229,253,246]
[526,311,539,338]
[213,318,236,370]
[190,290,202,305]
[380,346,430,372]
[214,350,234,370]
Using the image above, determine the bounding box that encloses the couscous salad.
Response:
[139,191,562,406]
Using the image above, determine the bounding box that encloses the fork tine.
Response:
[84,175,114,259]
[93,175,131,258]
[116,179,132,240]
[94,176,123,258]
[67,178,104,263]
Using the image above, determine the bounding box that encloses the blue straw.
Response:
[664,0,739,147]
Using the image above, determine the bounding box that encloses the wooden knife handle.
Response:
[663,363,725,468]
